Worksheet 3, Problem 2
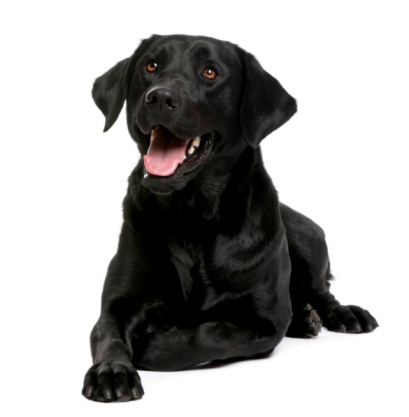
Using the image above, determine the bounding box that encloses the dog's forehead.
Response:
[140,35,240,67]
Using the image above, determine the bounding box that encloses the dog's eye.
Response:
[203,68,217,80]
[146,61,158,73]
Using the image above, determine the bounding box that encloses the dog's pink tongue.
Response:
[144,134,188,176]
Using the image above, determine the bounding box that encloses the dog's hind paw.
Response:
[324,305,379,333]
[286,304,323,338]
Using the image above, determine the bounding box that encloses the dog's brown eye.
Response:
[146,61,158,73]
[203,68,217,80]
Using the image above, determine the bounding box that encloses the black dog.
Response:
[82,34,378,402]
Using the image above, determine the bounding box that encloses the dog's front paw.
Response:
[82,362,144,402]
[324,305,379,334]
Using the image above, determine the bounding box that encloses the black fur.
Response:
[83,34,378,402]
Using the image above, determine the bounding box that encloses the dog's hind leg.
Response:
[280,203,378,337]
[132,319,284,371]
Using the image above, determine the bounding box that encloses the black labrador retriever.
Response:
[82,34,378,402]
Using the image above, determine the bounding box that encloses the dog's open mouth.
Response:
[143,125,213,177]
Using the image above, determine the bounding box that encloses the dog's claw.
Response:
[85,386,94,398]
[132,387,141,399]
[103,389,112,400]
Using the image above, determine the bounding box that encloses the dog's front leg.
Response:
[82,223,153,402]
[82,312,144,402]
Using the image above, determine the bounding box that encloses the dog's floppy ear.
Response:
[92,58,130,132]
[240,51,297,149]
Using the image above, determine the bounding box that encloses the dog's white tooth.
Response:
[188,145,195,154]
[192,136,201,147]
[150,126,159,144]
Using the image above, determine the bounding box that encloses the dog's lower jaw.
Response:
[141,173,190,195]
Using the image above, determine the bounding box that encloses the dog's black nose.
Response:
[145,87,180,110]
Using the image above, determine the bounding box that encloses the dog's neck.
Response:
[130,147,266,222]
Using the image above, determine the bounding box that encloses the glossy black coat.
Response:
[83,35,378,402]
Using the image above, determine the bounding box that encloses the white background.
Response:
[1,1,408,416]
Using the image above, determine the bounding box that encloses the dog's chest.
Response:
[167,235,209,305]
[166,230,252,312]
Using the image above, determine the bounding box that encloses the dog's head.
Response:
[92,35,296,194]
